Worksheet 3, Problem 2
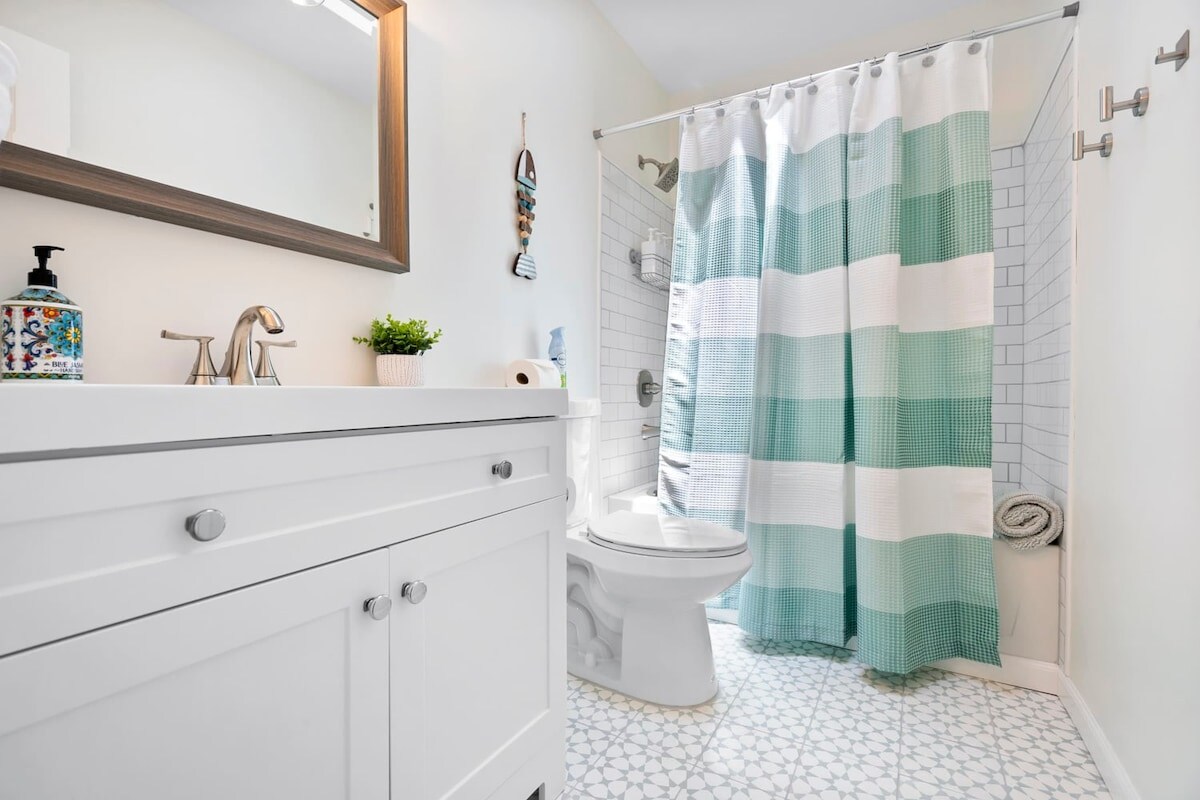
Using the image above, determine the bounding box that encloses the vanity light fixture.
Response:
[292,0,376,36]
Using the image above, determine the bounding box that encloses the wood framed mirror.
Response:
[0,0,409,274]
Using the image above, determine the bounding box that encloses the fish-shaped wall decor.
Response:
[513,113,538,280]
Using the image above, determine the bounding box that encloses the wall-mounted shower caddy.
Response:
[629,229,672,291]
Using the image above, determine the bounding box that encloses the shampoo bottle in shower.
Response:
[1,245,84,381]
[548,326,567,388]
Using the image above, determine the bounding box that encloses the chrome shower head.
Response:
[638,155,679,192]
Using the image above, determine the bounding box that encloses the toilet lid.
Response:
[587,511,747,558]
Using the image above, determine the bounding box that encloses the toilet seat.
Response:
[587,510,747,558]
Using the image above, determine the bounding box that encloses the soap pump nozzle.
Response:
[29,245,65,288]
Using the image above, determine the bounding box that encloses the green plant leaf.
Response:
[352,314,443,355]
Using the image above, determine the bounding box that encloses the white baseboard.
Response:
[838,636,1059,694]
[931,653,1060,694]
[1058,670,1141,800]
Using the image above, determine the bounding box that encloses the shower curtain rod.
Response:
[593,2,1079,140]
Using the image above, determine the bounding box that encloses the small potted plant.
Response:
[353,315,442,387]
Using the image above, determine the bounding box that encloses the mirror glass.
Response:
[0,0,381,240]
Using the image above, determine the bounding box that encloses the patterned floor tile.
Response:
[739,663,826,713]
[694,720,801,795]
[903,691,997,750]
[569,687,641,736]
[1002,750,1110,799]
[753,639,846,675]
[819,681,903,723]
[623,706,721,762]
[577,681,651,711]
[806,708,903,749]
[713,657,759,692]
[567,723,617,783]
[898,729,1006,799]
[896,776,967,798]
[720,693,813,743]
[993,709,1091,762]
[571,741,689,799]
[790,734,899,799]
[906,667,990,707]
[562,621,1107,800]
[640,687,738,720]
[825,661,907,694]
[678,770,782,800]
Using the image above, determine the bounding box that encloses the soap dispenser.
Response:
[1,245,84,381]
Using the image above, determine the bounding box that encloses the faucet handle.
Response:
[161,330,218,386]
[253,339,297,386]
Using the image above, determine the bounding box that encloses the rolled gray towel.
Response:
[994,493,1063,550]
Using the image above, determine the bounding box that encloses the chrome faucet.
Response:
[219,305,285,385]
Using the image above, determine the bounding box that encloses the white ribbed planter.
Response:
[375,354,425,387]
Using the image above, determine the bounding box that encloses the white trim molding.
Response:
[931,653,1060,694]
[1058,670,1142,800]
[843,635,1060,694]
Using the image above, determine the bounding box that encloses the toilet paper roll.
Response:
[564,476,580,522]
[506,359,560,388]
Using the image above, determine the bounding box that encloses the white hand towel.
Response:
[0,39,18,139]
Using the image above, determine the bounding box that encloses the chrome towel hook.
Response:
[1073,131,1113,161]
[1100,85,1149,121]
[1155,29,1189,71]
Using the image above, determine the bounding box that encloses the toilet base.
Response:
[568,601,719,707]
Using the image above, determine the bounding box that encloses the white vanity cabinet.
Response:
[0,387,568,800]
[390,499,565,800]
[0,551,392,800]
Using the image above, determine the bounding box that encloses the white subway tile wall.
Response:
[599,158,674,498]
[991,145,1027,499]
[1022,41,1075,667]
[1020,42,1074,521]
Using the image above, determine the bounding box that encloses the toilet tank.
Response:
[564,399,601,528]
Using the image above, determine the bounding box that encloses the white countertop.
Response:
[0,385,567,458]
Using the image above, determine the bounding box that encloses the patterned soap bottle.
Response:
[1,245,83,381]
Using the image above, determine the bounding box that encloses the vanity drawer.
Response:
[0,418,563,656]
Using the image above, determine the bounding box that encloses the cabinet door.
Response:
[390,498,566,800]
[0,551,391,800]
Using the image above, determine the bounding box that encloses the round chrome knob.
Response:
[363,595,392,621]
[401,581,428,605]
[185,509,226,542]
[491,460,514,480]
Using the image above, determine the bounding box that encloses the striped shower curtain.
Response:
[659,40,1000,674]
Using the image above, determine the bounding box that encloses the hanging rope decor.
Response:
[513,112,538,280]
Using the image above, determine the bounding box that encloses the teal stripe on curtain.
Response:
[662,42,1000,673]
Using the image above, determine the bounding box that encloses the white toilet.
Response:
[564,402,751,707]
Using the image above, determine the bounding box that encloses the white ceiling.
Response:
[592,0,981,93]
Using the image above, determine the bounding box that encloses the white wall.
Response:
[1070,1,1200,797]
[598,157,673,497]
[0,0,670,392]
